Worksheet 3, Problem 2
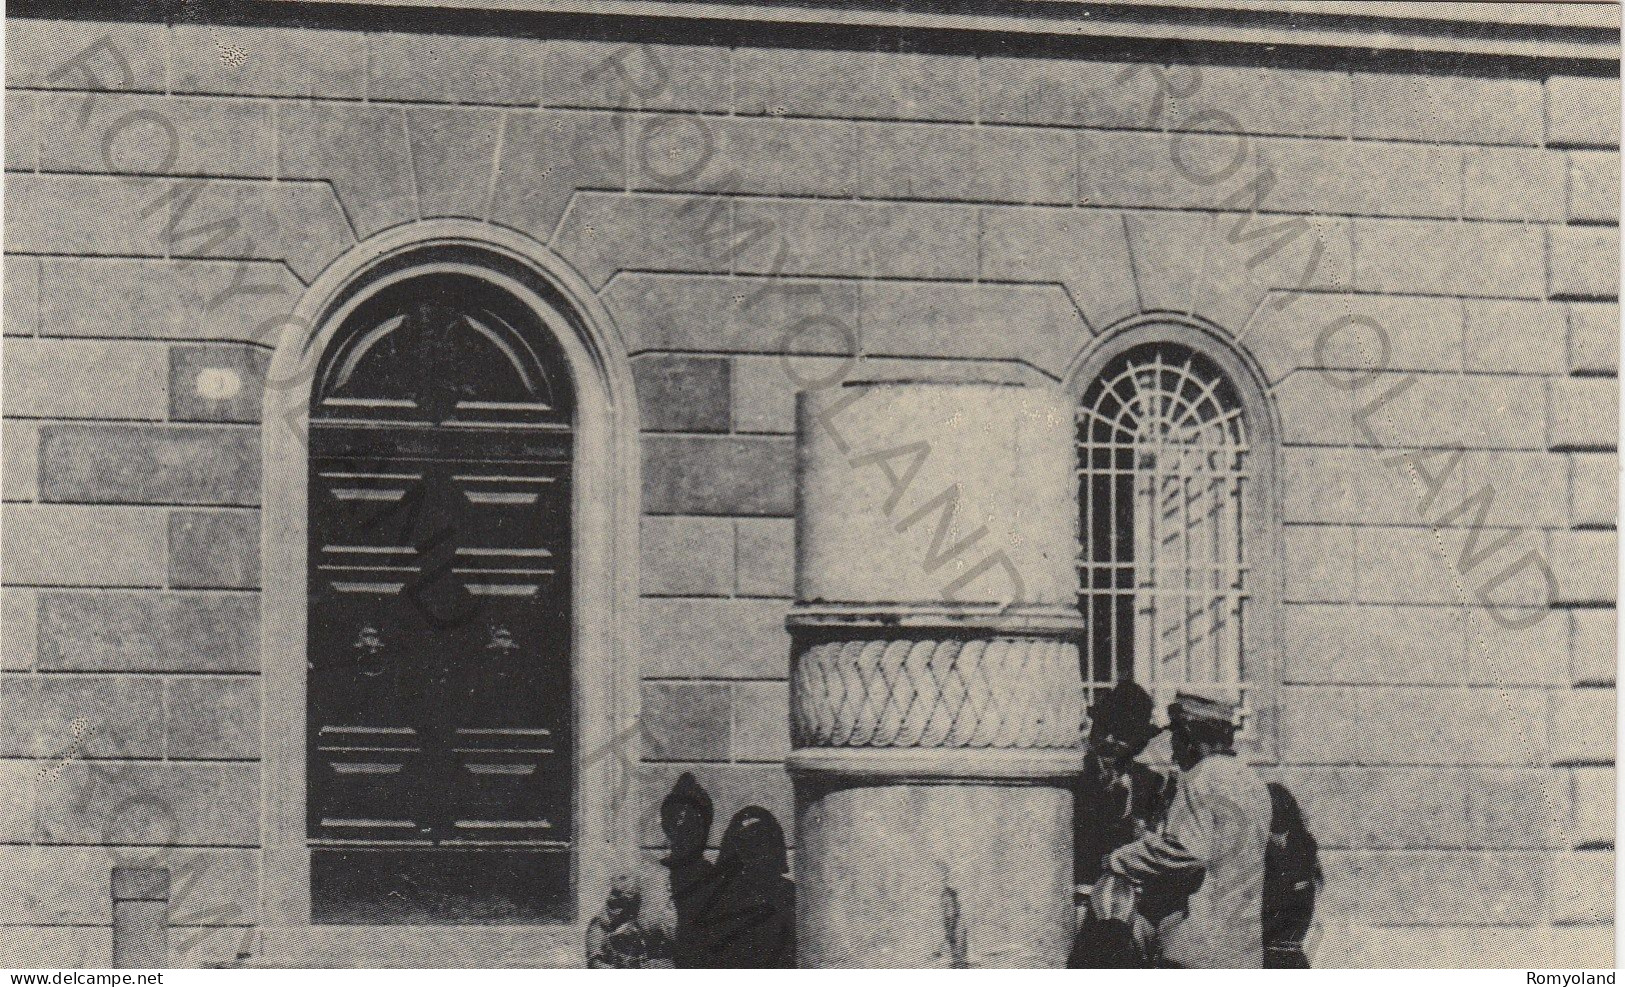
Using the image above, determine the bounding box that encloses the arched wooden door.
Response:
[306,270,575,923]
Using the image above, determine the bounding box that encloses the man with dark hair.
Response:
[1071,682,1172,967]
[1075,682,1170,886]
[1106,691,1272,968]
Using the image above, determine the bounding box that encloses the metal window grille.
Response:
[1078,342,1250,730]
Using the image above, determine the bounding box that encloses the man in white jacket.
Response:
[1106,691,1272,968]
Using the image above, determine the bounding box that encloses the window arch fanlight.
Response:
[312,272,575,431]
[261,223,639,953]
[1071,319,1280,744]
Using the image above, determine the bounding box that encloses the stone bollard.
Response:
[111,867,170,969]
[790,381,1085,968]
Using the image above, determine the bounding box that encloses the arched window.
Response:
[1076,329,1275,737]
[306,270,577,924]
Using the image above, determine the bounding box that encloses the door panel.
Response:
[306,270,578,925]
[308,438,572,922]
[311,847,573,925]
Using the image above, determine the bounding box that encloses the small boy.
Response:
[586,875,662,968]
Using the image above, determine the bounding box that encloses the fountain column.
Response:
[789,381,1085,968]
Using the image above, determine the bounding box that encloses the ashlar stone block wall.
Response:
[0,15,1617,967]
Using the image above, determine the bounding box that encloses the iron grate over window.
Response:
[1077,342,1251,731]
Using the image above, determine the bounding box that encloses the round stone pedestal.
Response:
[789,381,1084,968]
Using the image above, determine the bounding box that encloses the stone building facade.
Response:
[0,0,1618,969]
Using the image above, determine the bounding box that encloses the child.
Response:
[586,875,661,968]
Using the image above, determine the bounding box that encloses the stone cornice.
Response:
[13,0,1621,74]
[294,0,1624,69]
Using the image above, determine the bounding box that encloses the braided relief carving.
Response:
[791,635,1081,749]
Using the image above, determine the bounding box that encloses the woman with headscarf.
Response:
[702,806,796,968]
[658,772,724,968]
